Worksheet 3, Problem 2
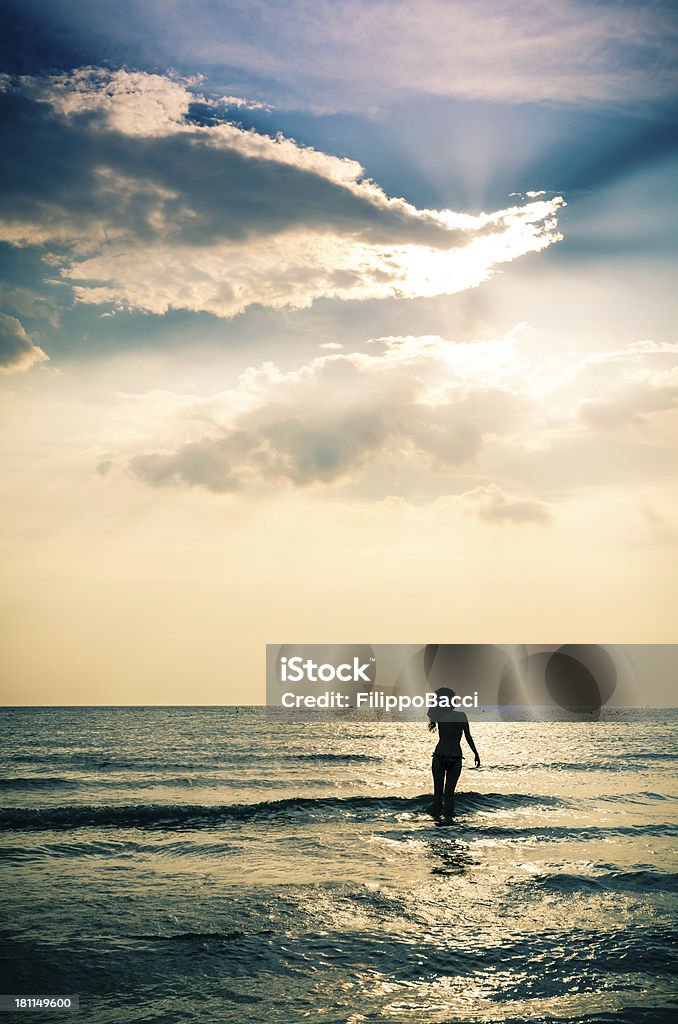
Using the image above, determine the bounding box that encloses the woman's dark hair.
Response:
[427,687,456,731]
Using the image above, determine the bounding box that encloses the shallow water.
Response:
[0,707,676,1022]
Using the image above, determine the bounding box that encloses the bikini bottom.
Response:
[432,753,463,771]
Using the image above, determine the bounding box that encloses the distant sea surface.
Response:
[0,707,676,1023]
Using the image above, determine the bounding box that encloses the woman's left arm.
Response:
[463,721,481,767]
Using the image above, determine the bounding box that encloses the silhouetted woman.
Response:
[428,686,480,818]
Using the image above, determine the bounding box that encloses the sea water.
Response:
[0,707,676,1023]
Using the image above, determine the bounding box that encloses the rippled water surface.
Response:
[1,707,676,1023]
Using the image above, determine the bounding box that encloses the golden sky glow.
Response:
[1,12,677,703]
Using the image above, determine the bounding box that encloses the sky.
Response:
[0,0,677,704]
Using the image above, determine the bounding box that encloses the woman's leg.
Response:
[431,757,444,815]
[443,760,462,816]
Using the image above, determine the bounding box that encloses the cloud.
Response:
[236,0,678,110]
[127,334,533,493]
[4,1,676,112]
[0,286,60,326]
[640,504,678,545]
[457,484,552,525]
[576,340,678,427]
[576,339,678,373]
[0,69,564,318]
[216,95,272,113]
[578,381,678,428]
[0,312,48,374]
[32,67,194,135]
[118,330,678,503]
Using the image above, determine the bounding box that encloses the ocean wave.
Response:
[0,791,558,831]
[595,790,676,803]
[283,753,380,762]
[0,837,240,861]
[487,759,676,773]
[130,929,272,942]
[0,776,80,790]
[497,1011,678,1024]
[118,920,678,992]
[5,751,380,771]
[620,751,678,761]
[1,774,343,791]
[6,752,238,771]
[528,868,678,894]
[467,822,678,841]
